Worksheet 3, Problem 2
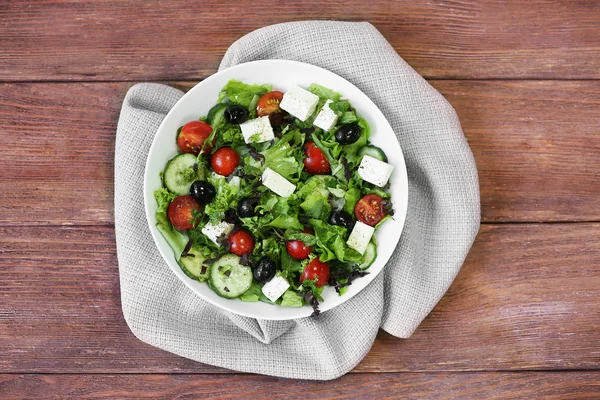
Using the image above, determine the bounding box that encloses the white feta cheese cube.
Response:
[357,155,394,187]
[240,116,274,144]
[280,85,319,121]
[347,222,375,255]
[261,167,296,197]
[201,221,234,245]
[261,274,290,302]
[313,100,339,131]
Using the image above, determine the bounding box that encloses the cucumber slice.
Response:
[207,103,228,127]
[358,145,388,162]
[163,153,202,196]
[359,242,377,270]
[179,246,210,281]
[209,254,253,298]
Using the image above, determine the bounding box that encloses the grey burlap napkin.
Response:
[115,21,480,380]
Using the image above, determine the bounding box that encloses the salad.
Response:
[154,80,394,315]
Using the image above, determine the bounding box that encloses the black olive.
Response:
[300,126,315,134]
[253,256,277,283]
[237,197,258,218]
[224,105,249,124]
[190,180,216,204]
[335,123,361,145]
[268,112,285,126]
[328,210,355,231]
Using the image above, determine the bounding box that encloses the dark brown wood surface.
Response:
[1,0,599,398]
[1,0,600,80]
[2,372,600,400]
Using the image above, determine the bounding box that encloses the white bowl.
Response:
[144,60,408,320]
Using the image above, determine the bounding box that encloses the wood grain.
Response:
[1,223,599,373]
[1,1,599,81]
[0,83,127,226]
[433,80,600,222]
[2,372,600,399]
[1,81,599,225]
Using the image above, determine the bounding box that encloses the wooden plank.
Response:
[1,372,600,399]
[1,81,599,225]
[433,80,600,222]
[0,1,599,81]
[0,83,128,226]
[1,223,599,373]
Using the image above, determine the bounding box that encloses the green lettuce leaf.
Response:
[213,123,246,149]
[308,83,342,102]
[329,100,358,125]
[204,174,241,224]
[296,175,336,219]
[296,175,335,198]
[281,289,304,307]
[261,130,305,182]
[269,197,303,229]
[281,250,303,274]
[268,215,303,230]
[241,194,303,239]
[218,80,271,108]
[240,282,263,302]
[256,192,279,213]
[248,94,261,118]
[328,187,346,198]
[253,237,283,264]
[343,187,361,215]
[309,219,363,263]
[240,155,263,177]
[300,194,330,220]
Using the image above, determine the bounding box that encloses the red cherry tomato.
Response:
[286,240,312,260]
[256,91,284,117]
[300,258,330,288]
[354,194,386,226]
[167,195,202,230]
[177,121,214,156]
[228,229,255,256]
[303,142,331,175]
[211,147,240,176]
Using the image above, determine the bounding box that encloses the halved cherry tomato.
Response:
[167,195,202,230]
[256,91,284,117]
[211,147,240,176]
[354,194,386,226]
[177,121,214,156]
[303,142,331,175]
[228,229,255,256]
[300,258,330,288]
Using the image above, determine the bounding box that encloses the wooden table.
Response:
[1,1,600,398]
